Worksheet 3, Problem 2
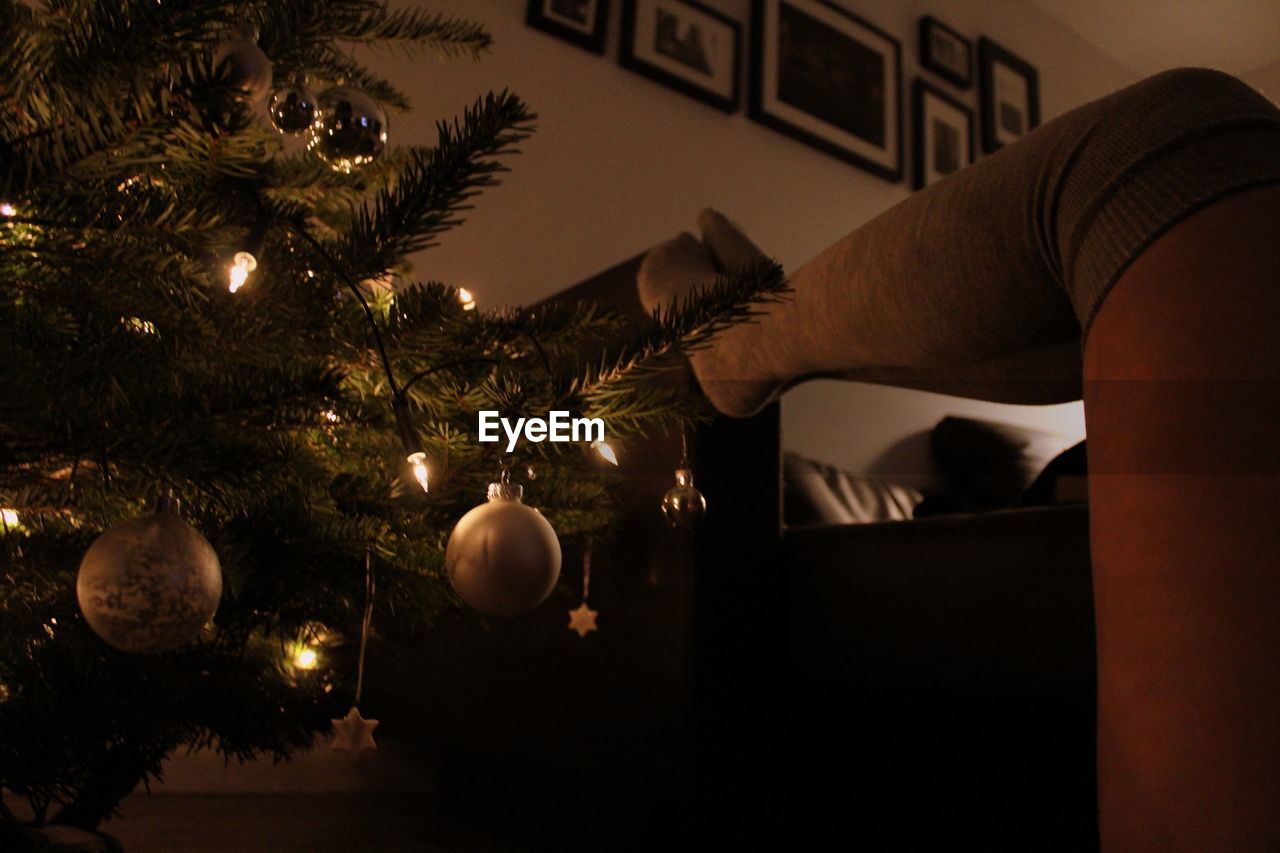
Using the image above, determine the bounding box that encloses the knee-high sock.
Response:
[638,69,1280,417]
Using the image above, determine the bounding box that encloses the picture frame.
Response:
[912,78,973,190]
[918,16,971,89]
[750,0,902,181]
[620,0,741,113]
[526,0,610,55]
[978,37,1039,154]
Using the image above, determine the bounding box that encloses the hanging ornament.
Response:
[567,536,598,638]
[331,551,379,752]
[329,706,379,752]
[76,494,222,653]
[446,471,561,616]
[661,431,706,528]
[268,72,319,135]
[212,23,273,104]
[305,86,389,172]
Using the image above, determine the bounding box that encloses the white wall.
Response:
[360,0,1142,482]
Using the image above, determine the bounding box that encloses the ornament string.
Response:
[582,535,592,602]
[353,549,375,707]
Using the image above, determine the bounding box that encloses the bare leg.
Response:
[1085,185,1280,851]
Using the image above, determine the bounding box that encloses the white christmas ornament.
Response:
[76,496,222,653]
[212,23,273,104]
[329,706,379,752]
[446,479,561,616]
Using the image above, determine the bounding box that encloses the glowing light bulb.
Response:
[1,508,20,529]
[592,440,619,466]
[291,645,318,670]
[458,288,476,311]
[0,203,15,217]
[227,251,258,293]
[121,316,157,335]
[408,451,430,493]
[322,410,341,424]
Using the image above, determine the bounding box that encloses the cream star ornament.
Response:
[329,705,379,752]
[568,602,598,638]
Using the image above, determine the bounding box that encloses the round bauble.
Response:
[446,482,561,617]
[269,73,319,135]
[212,23,273,104]
[661,468,707,528]
[305,86,389,172]
[76,501,222,653]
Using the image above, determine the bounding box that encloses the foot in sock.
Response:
[636,210,791,418]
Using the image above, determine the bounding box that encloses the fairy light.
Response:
[121,316,158,335]
[0,203,15,217]
[457,287,476,311]
[322,410,341,424]
[292,645,319,670]
[0,507,25,535]
[392,396,430,493]
[592,439,619,466]
[227,251,257,293]
[408,451,430,493]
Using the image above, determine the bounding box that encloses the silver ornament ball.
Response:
[446,481,561,617]
[269,74,319,135]
[662,468,707,528]
[306,86,389,172]
[212,23,273,104]
[76,499,222,653]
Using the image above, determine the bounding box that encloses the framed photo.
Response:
[918,16,971,89]
[912,78,972,189]
[750,0,902,181]
[978,37,1039,154]
[526,0,610,54]
[620,0,741,113]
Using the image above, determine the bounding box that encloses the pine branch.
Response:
[344,91,536,278]
[563,260,790,396]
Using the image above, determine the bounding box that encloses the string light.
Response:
[0,203,15,217]
[322,410,341,424]
[1,507,21,531]
[457,287,476,311]
[408,451,430,492]
[227,251,257,293]
[392,396,430,493]
[288,641,319,670]
[121,316,158,335]
[592,439,619,466]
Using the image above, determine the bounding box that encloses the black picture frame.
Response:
[749,0,902,181]
[912,78,973,190]
[619,0,741,113]
[978,37,1039,154]
[919,16,972,89]
[526,0,610,54]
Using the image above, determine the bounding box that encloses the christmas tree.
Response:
[0,0,784,837]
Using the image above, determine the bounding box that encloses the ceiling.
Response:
[1027,0,1280,78]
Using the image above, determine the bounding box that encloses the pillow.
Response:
[784,452,924,526]
[930,416,1074,511]
[1021,441,1088,506]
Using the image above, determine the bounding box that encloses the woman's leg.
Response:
[639,69,1280,419]
[638,68,1280,849]
[1085,184,1280,851]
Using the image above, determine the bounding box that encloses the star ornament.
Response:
[568,602,598,638]
[329,705,379,752]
